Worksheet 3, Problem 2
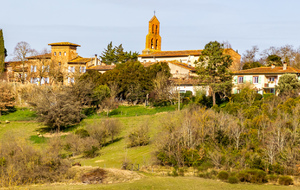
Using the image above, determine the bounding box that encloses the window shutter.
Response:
[83,66,86,73]
[258,76,261,84]
[234,76,237,84]
[30,78,33,83]
[243,76,246,83]
[68,66,71,73]
[31,65,33,72]
[68,77,70,83]
[34,66,37,72]
[79,66,82,73]
[234,89,237,94]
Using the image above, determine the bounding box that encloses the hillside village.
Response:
[1,14,300,189]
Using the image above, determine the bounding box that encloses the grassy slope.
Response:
[1,107,299,189]
[78,113,164,168]
[21,176,297,190]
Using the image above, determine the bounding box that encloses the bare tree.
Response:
[242,45,259,64]
[13,41,35,83]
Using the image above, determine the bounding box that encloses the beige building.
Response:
[5,42,101,85]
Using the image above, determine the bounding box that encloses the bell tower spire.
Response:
[142,15,161,54]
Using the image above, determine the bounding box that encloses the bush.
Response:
[238,169,267,184]
[218,171,229,181]
[83,146,99,158]
[228,176,239,184]
[127,125,150,147]
[268,174,278,183]
[278,176,293,186]
[75,128,90,138]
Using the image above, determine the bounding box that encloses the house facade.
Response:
[232,64,300,95]
[5,42,101,85]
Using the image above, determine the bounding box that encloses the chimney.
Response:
[94,54,98,65]
[283,62,287,70]
[271,64,275,69]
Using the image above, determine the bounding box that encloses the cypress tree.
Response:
[0,29,5,73]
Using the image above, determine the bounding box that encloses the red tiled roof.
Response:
[26,53,51,59]
[139,50,202,57]
[87,65,116,71]
[234,66,300,75]
[68,56,93,64]
[169,61,195,71]
[48,42,81,47]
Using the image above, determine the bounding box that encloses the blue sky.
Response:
[2,0,300,60]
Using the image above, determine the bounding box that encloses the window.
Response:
[151,38,154,49]
[31,65,37,72]
[270,88,275,94]
[59,52,61,56]
[152,24,154,34]
[155,25,158,34]
[68,66,75,73]
[80,66,86,73]
[253,76,259,84]
[54,52,56,56]
[64,52,66,56]
[269,77,275,82]
[59,62,61,66]
[68,77,75,84]
[238,76,244,84]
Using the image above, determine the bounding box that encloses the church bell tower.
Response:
[142,15,161,54]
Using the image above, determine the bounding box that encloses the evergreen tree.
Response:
[276,74,300,97]
[100,41,116,65]
[196,41,233,105]
[100,42,138,65]
[0,29,6,73]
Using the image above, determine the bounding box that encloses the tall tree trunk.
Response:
[212,89,216,106]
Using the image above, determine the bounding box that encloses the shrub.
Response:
[83,146,99,158]
[268,174,278,183]
[127,125,150,147]
[75,128,90,138]
[238,169,267,184]
[218,171,229,181]
[278,176,293,186]
[178,168,184,176]
[228,176,239,184]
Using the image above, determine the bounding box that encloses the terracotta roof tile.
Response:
[68,56,93,64]
[169,61,196,71]
[234,66,300,75]
[48,42,81,47]
[139,50,202,57]
[26,53,51,59]
[87,65,116,71]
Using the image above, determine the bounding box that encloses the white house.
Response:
[232,63,300,95]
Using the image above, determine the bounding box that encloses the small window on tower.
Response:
[155,39,158,49]
[59,52,61,56]
[155,25,158,34]
[152,24,154,34]
[64,52,66,56]
[151,39,154,49]
[54,52,56,56]
[59,62,61,66]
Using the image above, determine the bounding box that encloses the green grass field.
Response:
[19,176,298,190]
